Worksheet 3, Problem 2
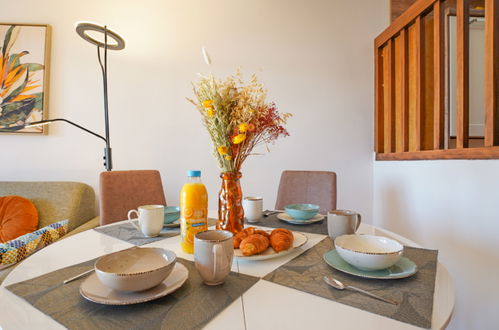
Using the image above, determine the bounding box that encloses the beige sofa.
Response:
[0,181,100,284]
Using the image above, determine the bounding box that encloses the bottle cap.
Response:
[187,170,201,177]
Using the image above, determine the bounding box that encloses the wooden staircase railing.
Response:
[375,0,499,160]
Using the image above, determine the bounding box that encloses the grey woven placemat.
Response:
[245,212,328,235]
[263,237,438,329]
[6,257,259,330]
[94,220,180,246]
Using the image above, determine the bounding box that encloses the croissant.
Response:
[240,234,270,256]
[270,228,294,252]
[233,227,256,248]
[254,229,270,240]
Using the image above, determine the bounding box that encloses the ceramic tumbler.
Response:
[194,230,233,285]
[243,196,263,223]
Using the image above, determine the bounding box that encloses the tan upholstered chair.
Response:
[275,170,337,215]
[99,170,166,226]
[0,181,99,284]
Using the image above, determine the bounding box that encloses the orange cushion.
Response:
[0,196,39,243]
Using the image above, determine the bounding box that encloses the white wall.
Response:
[0,0,388,221]
[374,161,499,330]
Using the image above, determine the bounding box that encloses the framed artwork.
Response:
[0,23,51,134]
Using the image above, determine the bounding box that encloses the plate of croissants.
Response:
[233,227,308,260]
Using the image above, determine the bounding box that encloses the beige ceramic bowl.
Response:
[334,234,403,271]
[95,247,176,292]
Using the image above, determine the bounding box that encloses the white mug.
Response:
[243,196,263,223]
[194,230,233,285]
[127,205,164,237]
[327,210,362,239]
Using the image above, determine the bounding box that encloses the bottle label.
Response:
[181,217,208,246]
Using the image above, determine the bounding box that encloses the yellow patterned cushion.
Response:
[0,220,68,268]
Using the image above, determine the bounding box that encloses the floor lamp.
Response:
[27,22,125,171]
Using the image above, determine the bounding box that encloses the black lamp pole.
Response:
[97,26,112,171]
[23,118,111,169]
[26,119,106,142]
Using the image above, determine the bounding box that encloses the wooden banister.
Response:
[376,0,438,47]
[375,0,499,160]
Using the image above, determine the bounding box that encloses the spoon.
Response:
[63,269,94,284]
[323,275,399,305]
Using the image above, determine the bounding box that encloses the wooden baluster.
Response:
[375,46,385,153]
[456,0,469,148]
[385,39,396,153]
[400,28,409,152]
[485,0,499,146]
[415,16,425,151]
[433,0,445,149]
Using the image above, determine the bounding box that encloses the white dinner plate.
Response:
[277,213,325,225]
[234,231,308,261]
[80,263,188,305]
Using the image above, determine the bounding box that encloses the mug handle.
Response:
[355,213,362,230]
[212,243,226,280]
[127,209,141,231]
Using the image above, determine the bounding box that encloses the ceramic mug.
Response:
[327,210,362,239]
[243,196,263,223]
[194,230,234,285]
[127,205,165,237]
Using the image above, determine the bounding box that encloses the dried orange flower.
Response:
[239,123,249,133]
[217,146,228,155]
[232,134,246,144]
[202,100,213,108]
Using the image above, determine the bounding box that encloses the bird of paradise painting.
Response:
[0,24,50,134]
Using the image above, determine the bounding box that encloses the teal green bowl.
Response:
[284,204,320,220]
[164,206,180,224]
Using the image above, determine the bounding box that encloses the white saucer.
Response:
[163,219,180,228]
[277,212,325,225]
[80,263,188,305]
[235,231,308,261]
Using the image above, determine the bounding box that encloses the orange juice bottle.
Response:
[180,170,208,253]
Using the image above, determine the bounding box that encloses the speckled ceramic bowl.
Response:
[284,204,320,220]
[95,247,176,292]
[334,234,403,271]
[164,206,180,224]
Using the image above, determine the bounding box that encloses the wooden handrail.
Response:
[375,0,438,47]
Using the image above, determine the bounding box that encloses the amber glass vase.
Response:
[216,172,244,234]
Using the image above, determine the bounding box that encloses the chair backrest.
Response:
[99,170,166,226]
[275,170,337,215]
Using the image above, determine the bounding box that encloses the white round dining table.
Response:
[0,218,454,330]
